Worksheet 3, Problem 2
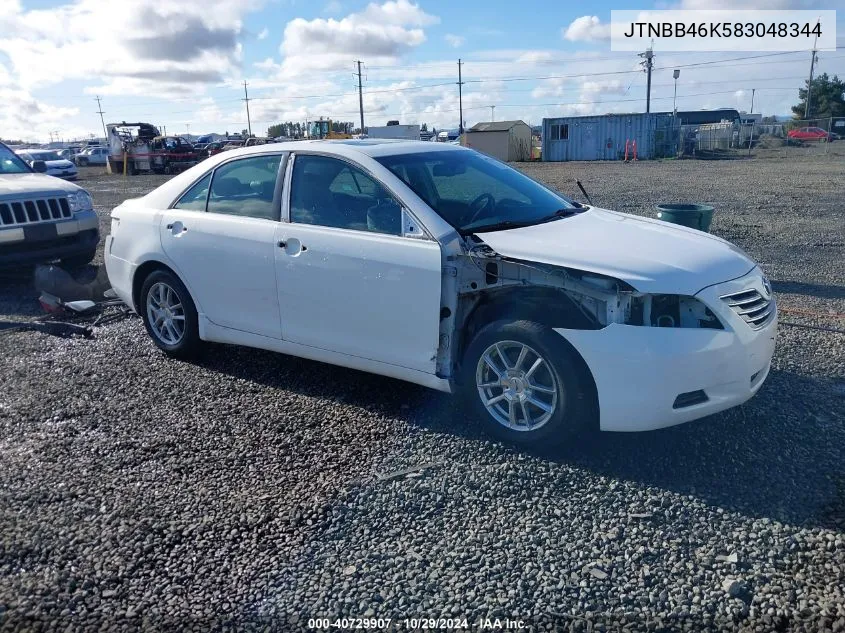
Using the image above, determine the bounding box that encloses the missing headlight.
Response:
[629,295,723,329]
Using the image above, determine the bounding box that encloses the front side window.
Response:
[0,146,30,174]
[206,155,282,220]
[174,173,212,211]
[376,149,580,234]
[290,154,402,235]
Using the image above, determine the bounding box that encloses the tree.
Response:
[792,73,845,120]
[267,123,285,138]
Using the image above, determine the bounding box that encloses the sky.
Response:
[0,0,842,142]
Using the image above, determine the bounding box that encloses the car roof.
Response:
[202,139,466,161]
[140,140,469,211]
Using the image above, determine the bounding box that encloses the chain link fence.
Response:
[676,117,844,159]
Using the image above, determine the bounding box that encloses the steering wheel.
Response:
[465,193,496,225]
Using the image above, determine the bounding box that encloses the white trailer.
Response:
[367,124,420,140]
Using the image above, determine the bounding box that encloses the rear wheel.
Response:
[460,320,594,446]
[140,270,201,359]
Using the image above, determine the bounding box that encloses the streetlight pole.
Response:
[672,69,680,115]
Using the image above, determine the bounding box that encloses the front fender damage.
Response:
[437,237,723,379]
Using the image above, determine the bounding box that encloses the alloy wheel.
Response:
[475,340,560,431]
[146,282,186,346]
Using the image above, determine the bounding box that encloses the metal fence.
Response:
[675,117,843,159]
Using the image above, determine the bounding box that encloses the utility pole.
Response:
[242,81,252,136]
[457,59,465,135]
[95,96,108,141]
[750,88,756,114]
[804,46,818,120]
[489,105,495,122]
[639,47,654,113]
[355,60,365,134]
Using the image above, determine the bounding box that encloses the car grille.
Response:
[0,197,72,227]
[721,288,775,329]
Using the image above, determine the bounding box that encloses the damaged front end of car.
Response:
[436,236,724,379]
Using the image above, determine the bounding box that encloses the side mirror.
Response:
[32,160,48,173]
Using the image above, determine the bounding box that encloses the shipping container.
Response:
[542,113,678,161]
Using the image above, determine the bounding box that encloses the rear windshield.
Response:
[0,145,31,174]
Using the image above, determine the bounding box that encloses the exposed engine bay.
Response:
[436,236,723,377]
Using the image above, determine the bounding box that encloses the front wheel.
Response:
[460,320,595,446]
[140,270,201,359]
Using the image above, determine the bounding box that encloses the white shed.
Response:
[464,120,531,162]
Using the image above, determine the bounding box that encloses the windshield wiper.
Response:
[536,207,584,224]
[462,219,538,234]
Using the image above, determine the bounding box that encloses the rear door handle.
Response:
[166,223,187,232]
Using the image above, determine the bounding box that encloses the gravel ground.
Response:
[1,154,844,632]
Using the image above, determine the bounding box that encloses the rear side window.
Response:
[207,155,282,220]
[174,173,212,211]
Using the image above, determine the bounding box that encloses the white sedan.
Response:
[15,149,79,180]
[104,141,777,445]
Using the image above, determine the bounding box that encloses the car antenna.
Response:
[576,180,593,206]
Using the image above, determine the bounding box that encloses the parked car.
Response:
[201,142,226,159]
[787,127,835,142]
[104,141,777,446]
[221,141,243,152]
[75,147,109,166]
[57,149,76,161]
[15,149,78,180]
[0,142,98,267]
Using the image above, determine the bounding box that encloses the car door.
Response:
[159,153,286,339]
[275,153,442,374]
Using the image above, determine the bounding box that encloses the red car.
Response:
[787,127,835,142]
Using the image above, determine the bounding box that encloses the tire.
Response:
[139,269,201,359]
[61,248,96,269]
[77,158,89,166]
[460,320,595,446]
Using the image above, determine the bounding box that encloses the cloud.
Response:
[444,34,464,48]
[0,87,80,142]
[562,15,611,42]
[0,0,262,91]
[278,0,439,74]
[323,0,343,14]
[258,27,269,40]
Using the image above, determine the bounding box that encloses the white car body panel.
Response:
[104,140,777,434]
[478,207,755,296]
[158,210,282,339]
[274,223,442,373]
[558,267,776,431]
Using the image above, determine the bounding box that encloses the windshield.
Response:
[29,151,62,161]
[0,145,32,174]
[375,149,579,233]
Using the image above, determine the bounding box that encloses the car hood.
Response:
[475,207,756,295]
[0,172,83,197]
[45,160,76,169]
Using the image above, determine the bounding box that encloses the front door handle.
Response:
[278,238,307,254]
[166,222,188,233]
